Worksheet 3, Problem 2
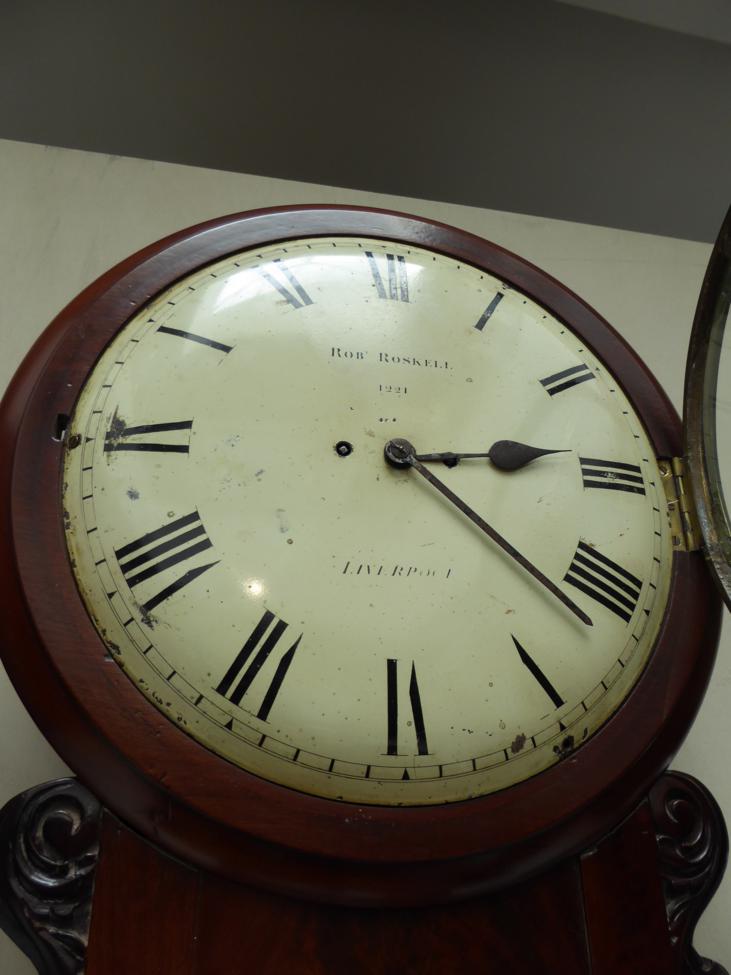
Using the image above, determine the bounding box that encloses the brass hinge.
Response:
[659,457,701,552]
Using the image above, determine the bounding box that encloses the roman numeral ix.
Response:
[259,259,313,310]
[105,418,193,454]
[216,609,301,721]
[386,659,429,760]
[366,251,409,302]
[564,541,643,623]
[115,510,218,615]
[579,457,646,495]
[540,363,595,396]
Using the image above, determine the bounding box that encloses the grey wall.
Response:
[2,0,729,241]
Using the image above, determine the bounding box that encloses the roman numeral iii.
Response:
[564,541,643,623]
[259,259,313,310]
[366,251,409,302]
[104,418,193,454]
[115,511,218,615]
[579,457,646,495]
[216,610,301,721]
[386,659,429,757]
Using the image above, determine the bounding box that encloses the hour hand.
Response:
[415,440,570,471]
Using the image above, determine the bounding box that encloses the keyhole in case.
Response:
[335,441,354,457]
[52,413,70,442]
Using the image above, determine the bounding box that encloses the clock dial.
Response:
[62,236,673,805]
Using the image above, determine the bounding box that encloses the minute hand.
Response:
[385,439,592,627]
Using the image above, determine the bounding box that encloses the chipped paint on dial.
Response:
[63,237,673,805]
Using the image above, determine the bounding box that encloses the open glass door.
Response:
[685,205,731,609]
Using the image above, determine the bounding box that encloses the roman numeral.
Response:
[157,325,233,354]
[104,419,193,454]
[511,635,564,708]
[564,541,642,623]
[386,659,429,756]
[540,363,595,396]
[474,292,504,331]
[579,457,646,495]
[215,610,301,720]
[259,260,313,309]
[366,251,409,302]
[115,510,217,615]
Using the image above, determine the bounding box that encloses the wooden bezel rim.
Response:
[0,206,722,905]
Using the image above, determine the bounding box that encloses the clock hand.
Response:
[415,440,570,471]
[384,438,592,627]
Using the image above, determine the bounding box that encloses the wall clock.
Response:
[0,205,728,974]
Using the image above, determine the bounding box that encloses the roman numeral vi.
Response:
[386,659,429,757]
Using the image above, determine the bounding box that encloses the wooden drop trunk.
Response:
[83,772,726,975]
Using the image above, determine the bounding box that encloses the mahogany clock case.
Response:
[0,206,722,907]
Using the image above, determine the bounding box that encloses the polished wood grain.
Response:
[4,771,725,972]
[582,801,675,974]
[192,860,590,975]
[86,813,198,975]
[83,778,728,974]
[0,207,723,907]
[87,813,591,975]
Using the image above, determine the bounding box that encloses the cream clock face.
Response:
[63,236,673,805]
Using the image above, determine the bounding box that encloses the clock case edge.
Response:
[684,204,731,609]
[0,205,722,907]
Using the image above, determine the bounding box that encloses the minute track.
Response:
[58,227,674,806]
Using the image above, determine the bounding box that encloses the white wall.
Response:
[0,138,727,972]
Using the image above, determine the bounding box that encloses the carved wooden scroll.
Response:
[0,779,100,975]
